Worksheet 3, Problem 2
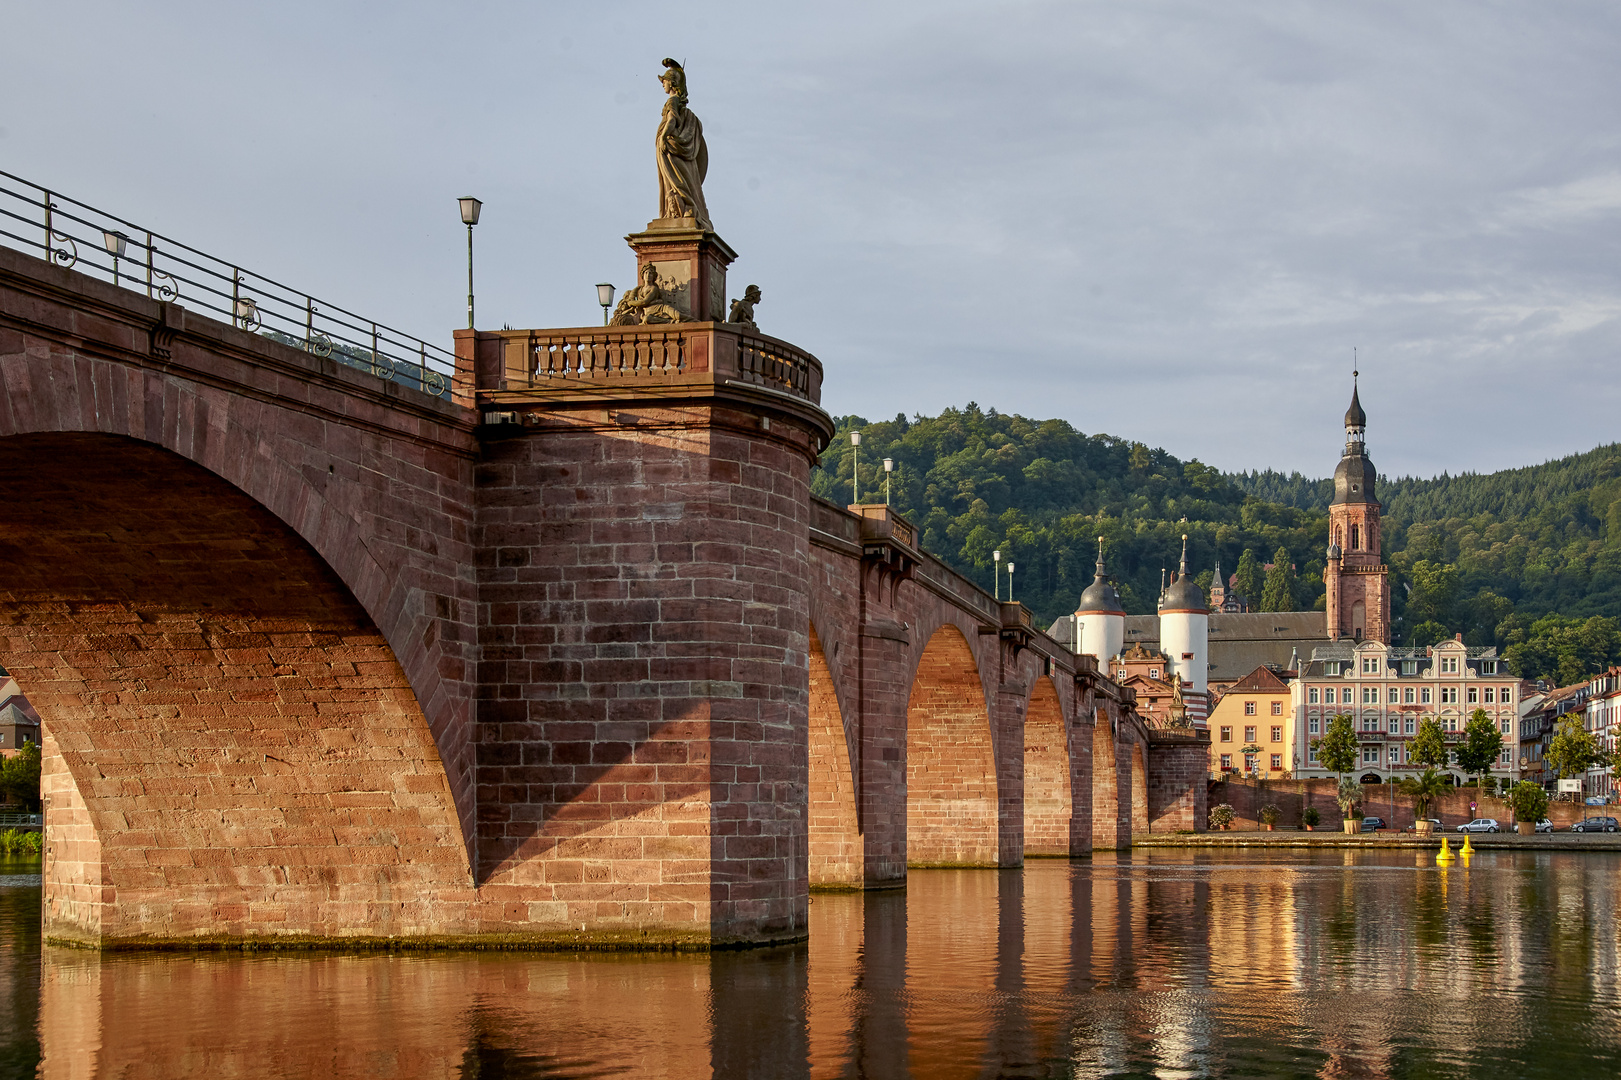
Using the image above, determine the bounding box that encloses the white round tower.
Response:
[1158,534,1209,694]
[1075,536,1125,664]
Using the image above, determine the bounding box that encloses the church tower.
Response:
[1323,375,1391,643]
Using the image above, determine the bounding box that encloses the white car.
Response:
[1535,819,1555,833]
[1456,818,1500,833]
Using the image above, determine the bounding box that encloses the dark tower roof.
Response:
[1161,534,1207,612]
[1077,536,1125,614]
[1332,375,1378,506]
[1344,383,1366,430]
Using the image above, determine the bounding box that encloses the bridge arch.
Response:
[0,433,472,944]
[904,622,998,866]
[807,622,860,886]
[0,335,478,845]
[1022,675,1071,856]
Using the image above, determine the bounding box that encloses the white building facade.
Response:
[1583,667,1620,801]
[1294,638,1519,784]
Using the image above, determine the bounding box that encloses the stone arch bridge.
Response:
[0,245,1206,949]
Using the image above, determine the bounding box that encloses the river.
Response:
[2,849,1618,1078]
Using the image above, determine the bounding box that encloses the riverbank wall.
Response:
[1206,777,1598,832]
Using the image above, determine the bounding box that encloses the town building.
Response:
[1121,611,1325,699]
[1208,665,1295,777]
[1518,682,1587,791]
[0,666,40,759]
[1294,637,1518,784]
[1583,667,1620,801]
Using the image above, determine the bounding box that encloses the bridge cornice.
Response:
[0,246,479,458]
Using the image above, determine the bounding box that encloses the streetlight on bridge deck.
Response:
[596,283,616,326]
[458,197,482,329]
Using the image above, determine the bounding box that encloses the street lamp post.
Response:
[993,550,1002,601]
[1007,561,1015,603]
[102,230,127,287]
[883,458,893,506]
[458,197,482,329]
[849,431,861,504]
[596,283,616,326]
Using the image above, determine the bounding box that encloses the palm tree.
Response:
[1399,767,1450,834]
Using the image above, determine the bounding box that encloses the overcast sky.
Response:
[5,1,1619,479]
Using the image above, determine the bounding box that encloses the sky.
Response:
[4,1,1619,480]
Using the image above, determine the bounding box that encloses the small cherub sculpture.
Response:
[727,284,761,330]
[610,263,685,325]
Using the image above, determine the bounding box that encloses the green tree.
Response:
[1232,549,1262,607]
[1410,717,1450,770]
[1506,780,1550,824]
[0,742,40,811]
[1313,713,1358,778]
[1259,546,1297,612]
[1545,713,1603,791]
[1405,560,1461,629]
[1455,708,1504,792]
[1399,767,1451,820]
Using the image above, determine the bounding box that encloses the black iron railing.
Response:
[0,170,453,398]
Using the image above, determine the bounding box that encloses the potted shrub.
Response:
[1208,803,1235,831]
[1507,780,1550,835]
[1302,806,1320,831]
[1399,767,1448,836]
[1337,774,1362,834]
[1259,803,1281,831]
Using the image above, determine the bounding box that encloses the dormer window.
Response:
[1149,669,1159,679]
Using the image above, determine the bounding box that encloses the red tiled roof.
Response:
[1226,665,1290,693]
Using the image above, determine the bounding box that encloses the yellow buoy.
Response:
[1436,836,1455,864]
[1461,832,1474,855]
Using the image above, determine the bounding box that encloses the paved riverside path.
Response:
[1135,831,1621,852]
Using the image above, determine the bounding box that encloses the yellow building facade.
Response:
[1209,665,1295,778]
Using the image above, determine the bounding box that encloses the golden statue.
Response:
[656,59,711,229]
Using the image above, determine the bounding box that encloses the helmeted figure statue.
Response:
[656,59,712,229]
[610,262,685,325]
[727,284,761,330]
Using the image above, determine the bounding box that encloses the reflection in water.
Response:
[2,850,1620,1077]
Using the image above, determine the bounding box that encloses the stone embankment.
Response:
[1138,832,1621,851]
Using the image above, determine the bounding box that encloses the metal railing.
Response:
[0,813,41,828]
[0,170,453,398]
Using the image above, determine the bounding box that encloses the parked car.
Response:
[1457,818,1500,833]
[1535,818,1555,833]
[1572,816,1619,833]
[1360,816,1386,832]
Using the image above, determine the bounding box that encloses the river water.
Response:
[2,849,1619,1078]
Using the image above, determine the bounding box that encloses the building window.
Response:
[1220,754,1232,770]
[1445,716,1457,733]
[1271,701,1283,715]
[1244,701,1256,715]
[1363,687,1378,704]
[1499,749,1511,765]
[1501,717,1511,735]
[1244,726,1257,742]
[1501,686,1512,702]
[1220,726,1232,742]
[1362,716,1378,732]
[1405,716,1416,735]
[1118,669,1126,680]
[1484,687,1495,704]
[1308,746,1319,763]
[1342,688,1354,704]
[1404,687,1415,704]
[1441,656,1459,674]
[1271,726,1283,742]
[1388,716,1400,734]
[1422,688,1433,705]
[1350,524,1361,550]
[1402,660,1417,675]
[1482,660,1497,674]
[1271,754,1282,770]
[1309,688,1320,704]
[1309,718,1320,734]
[1363,746,1379,764]
[1149,669,1158,679]
[1388,688,1399,703]
[1244,752,1258,771]
[1468,687,1478,704]
[1441,687,1458,704]
[1363,656,1379,674]
[1388,745,1400,763]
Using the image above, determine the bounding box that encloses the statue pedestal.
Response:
[627,220,737,323]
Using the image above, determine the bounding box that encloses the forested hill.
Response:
[812,407,1621,685]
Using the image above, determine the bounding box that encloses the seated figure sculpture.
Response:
[609,263,685,325]
[727,284,761,330]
